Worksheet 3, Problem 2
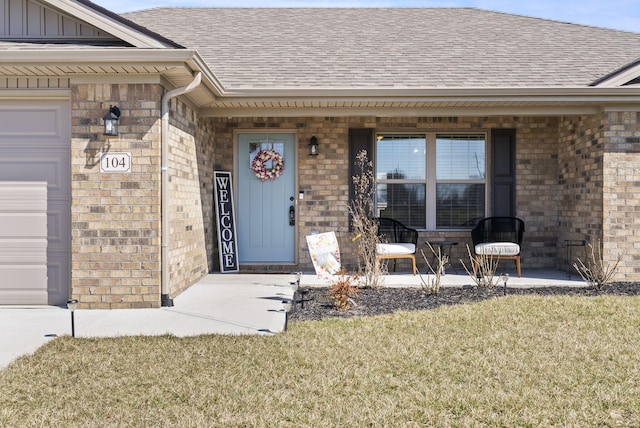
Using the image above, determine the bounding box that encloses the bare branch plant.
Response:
[418,243,446,294]
[573,239,621,290]
[460,244,501,288]
[349,150,386,288]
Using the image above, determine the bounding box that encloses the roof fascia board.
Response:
[201,105,602,118]
[0,48,198,64]
[218,87,640,101]
[42,0,176,48]
[185,54,225,99]
[0,49,224,100]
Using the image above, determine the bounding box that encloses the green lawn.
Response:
[1,295,639,427]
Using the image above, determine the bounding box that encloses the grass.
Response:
[1,295,640,427]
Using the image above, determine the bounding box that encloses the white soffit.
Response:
[200,86,640,117]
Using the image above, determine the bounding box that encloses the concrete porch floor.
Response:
[284,268,587,288]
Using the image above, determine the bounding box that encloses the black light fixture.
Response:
[500,273,509,296]
[66,299,78,338]
[103,105,121,136]
[309,136,319,156]
[282,300,292,331]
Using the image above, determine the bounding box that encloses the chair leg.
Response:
[515,256,521,278]
[411,256,417,276]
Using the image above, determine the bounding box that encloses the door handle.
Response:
[289,205,295,226]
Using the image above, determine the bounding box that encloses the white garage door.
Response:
[0,100,71,306]
[0,182,48,304]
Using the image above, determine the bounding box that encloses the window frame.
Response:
[374,131,488,231]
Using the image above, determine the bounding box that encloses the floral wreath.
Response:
[251,149,284,181]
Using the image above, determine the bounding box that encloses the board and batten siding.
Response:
[0,0,116,39]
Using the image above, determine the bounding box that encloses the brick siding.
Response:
[602,111,640,278]
[70,83,163,308]
[69,103,640,309]
[207,116,563,274]
[70,83,219,308]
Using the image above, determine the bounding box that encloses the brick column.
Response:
[70,83,162,308]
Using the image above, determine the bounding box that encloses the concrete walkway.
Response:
[0,270,585,370]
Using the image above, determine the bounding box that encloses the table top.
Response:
[426,241,459,246]
[564,239,586,246]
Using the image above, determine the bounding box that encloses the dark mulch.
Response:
[289,282,640,322]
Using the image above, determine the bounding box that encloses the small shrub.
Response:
[574,239,621,290]
[460,244,501,288]
[328,268,361,309]
[419,243,446,294]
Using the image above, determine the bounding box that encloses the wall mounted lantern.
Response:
[103,105,121,136]
[309,136,319,156]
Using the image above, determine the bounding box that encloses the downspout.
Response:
[160,72,202,307]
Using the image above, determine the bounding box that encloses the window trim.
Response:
[375,131,488,231]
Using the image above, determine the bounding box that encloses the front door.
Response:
[237,133,296,264]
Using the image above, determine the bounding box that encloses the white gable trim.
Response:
[43,0,174,48]
[591,61,640,88]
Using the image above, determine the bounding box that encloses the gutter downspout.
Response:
[160,72,202,307]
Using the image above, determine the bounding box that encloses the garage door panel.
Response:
[0,100,70,306]
[0,157,67,192]
[0,266,49,304]
[0,214,47,237]
[0,104,65,138]
[0,182,48,305]
[0,239,47,263]
[46,209,69,244]
[46,262,66,304]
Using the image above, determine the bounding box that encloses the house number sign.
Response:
[100,152,131,173]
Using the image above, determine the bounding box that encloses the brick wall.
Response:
[558,115,604,271]
[68,101,640,304]
[71,83,162,308]
[71,84,218,308]
[207,115,561,273]
[166,98,215,297]
[558,111,640,281]
[602,111,640,278]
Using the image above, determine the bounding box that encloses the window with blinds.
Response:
[375,133,486,229]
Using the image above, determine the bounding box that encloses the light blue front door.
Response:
[237,133,296,263]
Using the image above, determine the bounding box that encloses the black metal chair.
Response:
[374,217,418,275]
[471,217,525,277]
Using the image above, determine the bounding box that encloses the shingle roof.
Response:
[122,8,640,89]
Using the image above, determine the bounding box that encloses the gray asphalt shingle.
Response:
[122,8,640,89]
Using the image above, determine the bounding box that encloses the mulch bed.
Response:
[289,282,640,322]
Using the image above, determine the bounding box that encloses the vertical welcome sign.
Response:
[214,171,239,272]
